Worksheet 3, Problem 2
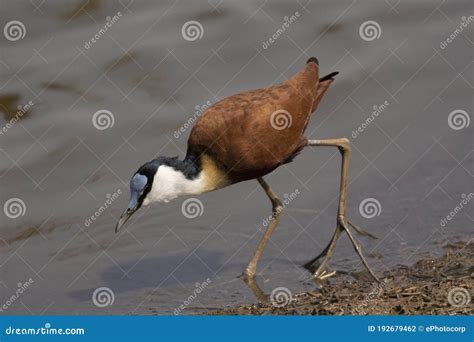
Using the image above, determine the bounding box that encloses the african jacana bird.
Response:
[116,57,379,283]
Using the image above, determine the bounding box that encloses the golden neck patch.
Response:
[199,153,230,192]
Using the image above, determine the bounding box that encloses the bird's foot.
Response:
[304,217,379,283]
[337,217,380,283]
[315,269,337,281]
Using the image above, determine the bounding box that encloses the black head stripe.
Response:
[135,159,160,207]
[133,154,202,207]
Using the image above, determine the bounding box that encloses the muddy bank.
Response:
[206,241,473,315]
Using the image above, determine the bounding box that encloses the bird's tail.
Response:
[312,72,338,112]
[306,56,339,82]
[320,71,339,82]
[302,57,339,113]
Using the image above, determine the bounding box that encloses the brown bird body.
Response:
[187,58,337,186]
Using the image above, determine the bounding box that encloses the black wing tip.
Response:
[306,57,319,65]
[319,71,339,82]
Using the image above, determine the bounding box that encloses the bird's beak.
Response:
[116,182,144,233]
[115,203,138,233]
[115,192,140,233]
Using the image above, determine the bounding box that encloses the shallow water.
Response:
[0,0,472,314]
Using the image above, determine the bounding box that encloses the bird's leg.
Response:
[243,177,283,282]
[304,138,379,282]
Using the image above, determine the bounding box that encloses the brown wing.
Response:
[188,59,336,182]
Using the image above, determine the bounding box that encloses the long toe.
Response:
[316,269,337,280]
[347,220,378,239]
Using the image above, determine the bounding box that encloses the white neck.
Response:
[143,165,207,205]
